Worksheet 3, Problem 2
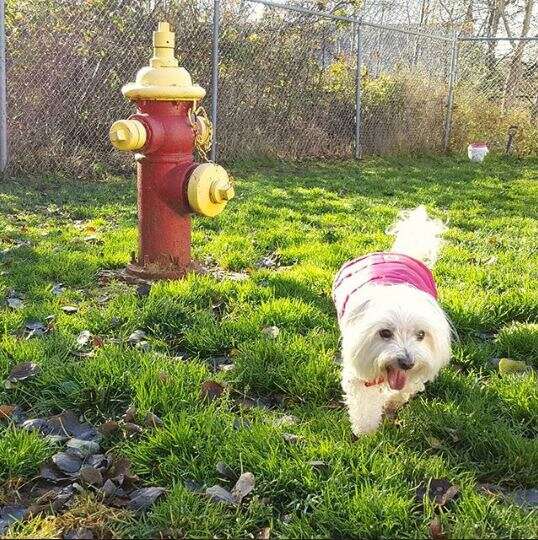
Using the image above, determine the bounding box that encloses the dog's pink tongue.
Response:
[387,367,407,390]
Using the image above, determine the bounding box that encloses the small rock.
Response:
[61,306,78,315]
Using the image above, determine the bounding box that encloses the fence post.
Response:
[443,31,458,153]
[210,0,220,162]
[354,20,362,159]
[0,0,7,172]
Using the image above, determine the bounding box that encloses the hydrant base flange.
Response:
[126,260,205,281]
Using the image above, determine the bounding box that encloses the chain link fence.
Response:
[1,0,537,173]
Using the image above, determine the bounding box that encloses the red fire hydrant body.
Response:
[110,22,233,280]
[129,101,196,279]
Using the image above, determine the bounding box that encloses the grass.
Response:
[0,155,537,538]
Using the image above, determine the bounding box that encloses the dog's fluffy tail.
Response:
[387,206,447,267]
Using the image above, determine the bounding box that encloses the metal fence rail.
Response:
[1,0,536,173]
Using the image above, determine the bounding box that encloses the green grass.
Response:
[0,156,537,538]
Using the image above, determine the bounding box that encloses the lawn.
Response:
[0,155,536,538]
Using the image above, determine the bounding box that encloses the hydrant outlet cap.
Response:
[122,21,206,102]
[110,119,147,151]
[188,164,234,217]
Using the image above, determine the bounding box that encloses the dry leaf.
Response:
[262,325,280,338]
[231,472,255,503]
[498,358,532,376]
[201,380,225,401]
[428,517,447,540]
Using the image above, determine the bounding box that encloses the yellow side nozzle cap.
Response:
[109,120,147,152]
[188,164,234,217]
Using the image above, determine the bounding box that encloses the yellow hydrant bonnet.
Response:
[122,22,206,102]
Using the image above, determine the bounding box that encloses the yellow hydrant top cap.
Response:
[122,22,206,102]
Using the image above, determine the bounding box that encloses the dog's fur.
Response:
[337,207,451,435]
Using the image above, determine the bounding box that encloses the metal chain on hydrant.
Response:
[189,104,213,162]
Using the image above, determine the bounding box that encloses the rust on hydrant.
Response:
[110,22,234,280]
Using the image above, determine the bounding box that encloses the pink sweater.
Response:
[333,252,437,321]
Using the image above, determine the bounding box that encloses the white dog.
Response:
[333,207,451,435]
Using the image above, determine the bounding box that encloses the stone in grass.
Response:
[79,466,104,488]
[61,306,78,315]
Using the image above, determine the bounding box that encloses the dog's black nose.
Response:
[397,354,414,370]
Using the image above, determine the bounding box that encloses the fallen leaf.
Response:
[40,463,68,483]
[128,330,146,346]
[144,412,164,428]
[231,472,255,503]
[24,320,49,338]
[98,420,119,436]
[0,404,25,423]
[201,380,225,401]
[427,436,442,449]
[80,466,104,487]
[416,479,460,507]
[136,282,152,297]
[122,407,137,423]
[308,460,328,471]
[122,422,143,436]
[86,454,109,470]
[206,485,236,505]
[52,452,82,475]
[498,358,532,376]
[0,505,28,535]
[262,325,280,338]
[52,283,65,296]
[509,488,538,508]
[6,296,24,310]
[48,410,99,441]
[63,528,94,540]
[257,527,271,540]
[428,517,447,540]
[5,362,39,387]
[127,487,165,511]
[283,433,300,444]
[76,330,92,348]
[61,306,78,314]
[66,438,100,456]
[216,462,237,482]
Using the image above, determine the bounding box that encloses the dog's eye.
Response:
[379,329,393,339]
[416,330,426,341]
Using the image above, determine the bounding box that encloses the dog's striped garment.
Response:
[332,252,438,322]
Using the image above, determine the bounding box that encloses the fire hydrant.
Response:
[110,22,234,279]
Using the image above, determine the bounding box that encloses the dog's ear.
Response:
[345,299,370,326]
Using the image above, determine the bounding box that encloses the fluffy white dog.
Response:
[333,207,451,435]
